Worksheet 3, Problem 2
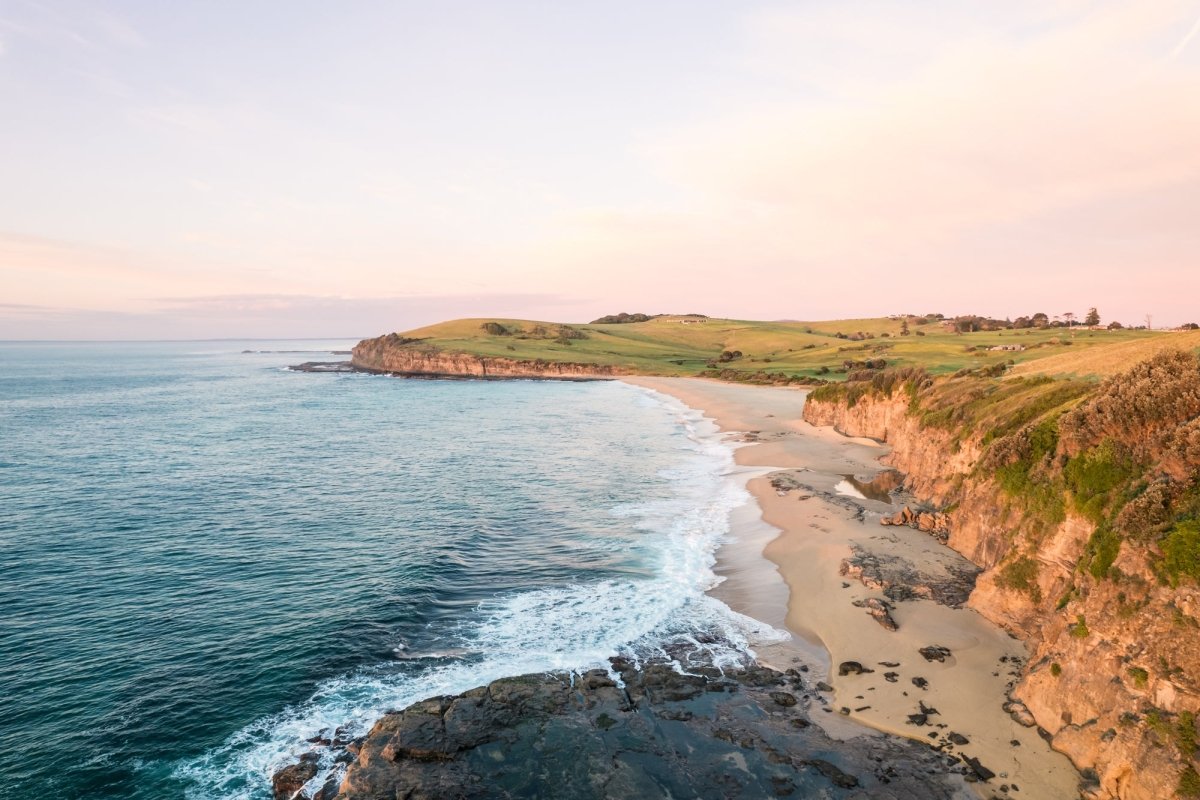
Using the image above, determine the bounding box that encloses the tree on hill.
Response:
[590,312,652,324]
[900,318,910,335]
[1063,311,1077,328]
[1084,307,1101,326]
[1031,312,1049,327]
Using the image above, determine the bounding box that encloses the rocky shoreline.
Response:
[274,646,982,800]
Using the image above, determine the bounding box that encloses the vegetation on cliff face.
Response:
[822,351,1200,581]
[805,349,1200,797]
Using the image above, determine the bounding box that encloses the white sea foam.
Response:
[175,384,784,799]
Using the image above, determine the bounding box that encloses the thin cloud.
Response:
[1170,10,1200,57]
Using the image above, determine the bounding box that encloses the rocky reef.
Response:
[274,650,981,800]
[349,334,630,380]
[804,355,1200,800]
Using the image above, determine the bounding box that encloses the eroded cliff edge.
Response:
[351,334,631,379]
[803,355,1200,800]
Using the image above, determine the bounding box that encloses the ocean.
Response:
[0,341,776,799]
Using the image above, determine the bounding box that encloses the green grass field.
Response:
[392,315,1196,381]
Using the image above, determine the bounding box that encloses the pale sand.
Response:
[624,377,1080,799]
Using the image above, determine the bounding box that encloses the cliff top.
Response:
[361,315,1194,382]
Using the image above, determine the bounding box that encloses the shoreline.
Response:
[624,376,1082,799]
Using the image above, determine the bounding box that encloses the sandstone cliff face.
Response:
[351,335,630,379]
[805,392,1200,800]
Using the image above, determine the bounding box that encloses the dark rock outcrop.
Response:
[919,645,953,663]
[839,545,980,608]
[852,596,900,631]
[279,655,973,800]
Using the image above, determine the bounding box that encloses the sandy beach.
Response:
[625,377,1081,799]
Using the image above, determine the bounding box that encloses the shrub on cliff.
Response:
[997,555,1042,602]
[1063,440,1138,523]
[1180,765,1200,797]
[1059,350,1200,464]
[1162,520,1200,584]
[1114,479,1180,541]
[806,366,930,408]
[382,333,422,346]
[1163,418,1200,482]
[989,418,1067,529]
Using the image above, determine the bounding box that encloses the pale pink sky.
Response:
[2,0,1199,338]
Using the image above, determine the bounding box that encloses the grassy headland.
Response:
[377,314,1199,383]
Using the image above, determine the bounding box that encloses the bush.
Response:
[1115,479,1180,541]
[1069,615,1090,638]
[1128,666,1149,688]
[990,418,1069,528]
[1177,710,1197,755]
[1050,662,1063,677]
[1064,440,1138,522]
[1084,526,1122,579]
[997,555,1042,602]
[554,325,587,340]
[480,322,510,336]
[1162,520,1200,584]
[1059,350,1200,461]
[1180,766,1200,798]
[590,312,652,324]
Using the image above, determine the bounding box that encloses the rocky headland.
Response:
[275,648,979,800]
[347,334,630,380]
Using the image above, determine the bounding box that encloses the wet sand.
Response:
[624,377,1080,799]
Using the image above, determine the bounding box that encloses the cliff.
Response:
[350,334,632,379]
[804,355,1200,799]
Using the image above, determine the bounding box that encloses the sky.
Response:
[1,0,1199,339]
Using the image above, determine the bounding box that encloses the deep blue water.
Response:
[0,341,765,799]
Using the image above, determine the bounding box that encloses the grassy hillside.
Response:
[390,315,1189,381]
[1010,330,1200,378]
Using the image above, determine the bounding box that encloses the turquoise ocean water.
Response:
[0,341,772,799]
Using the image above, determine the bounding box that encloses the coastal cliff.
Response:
[350,334,631,379]
[804,355,1200,799]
